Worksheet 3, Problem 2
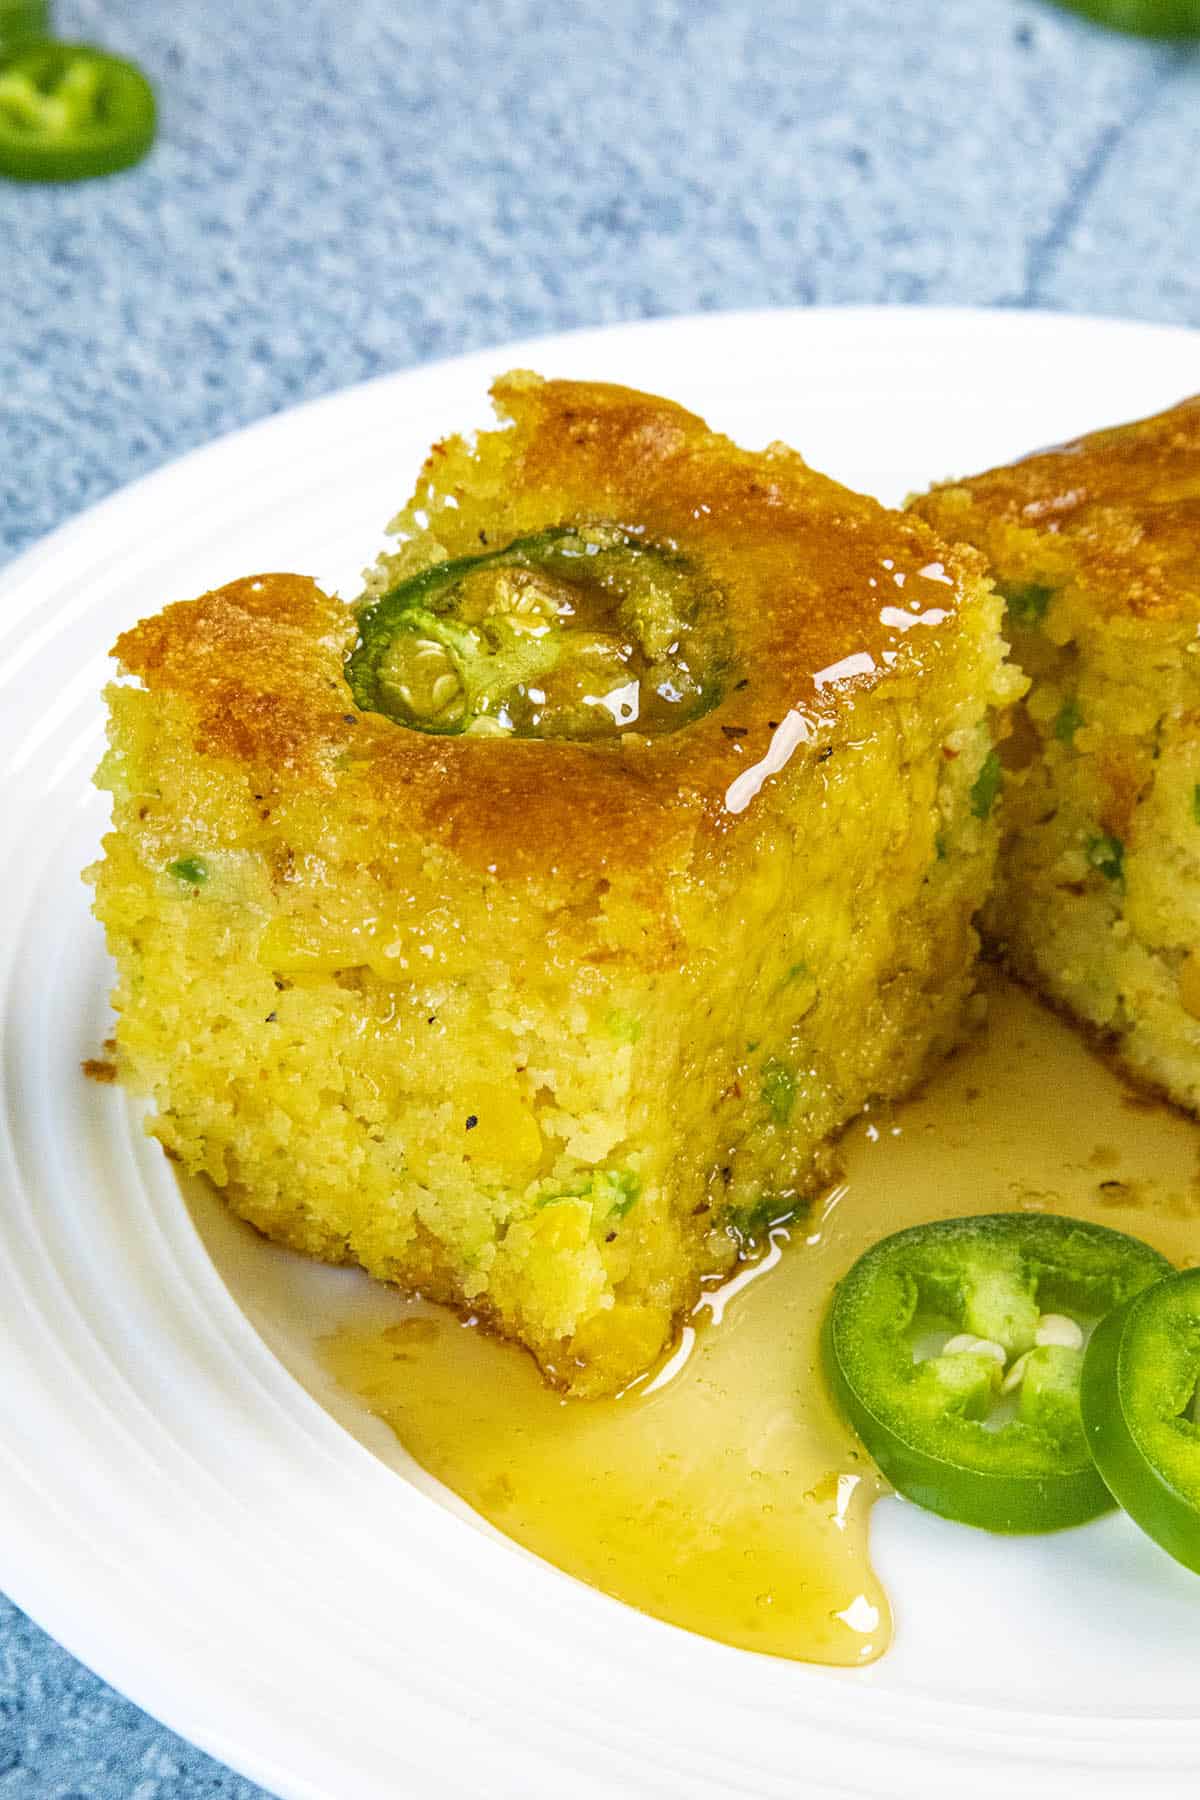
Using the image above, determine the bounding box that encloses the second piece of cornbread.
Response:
[915,395,1200,1112]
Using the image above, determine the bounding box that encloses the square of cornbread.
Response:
[915,396,1200,1113]
[91,373,1016,1395]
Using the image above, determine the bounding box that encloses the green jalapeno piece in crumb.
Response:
[346,525,729,740]
[969,748,1003,820]
[167,856,208,887]
[824,1213,1171,1533]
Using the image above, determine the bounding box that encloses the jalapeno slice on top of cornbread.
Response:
[90,372,1016,1396]
[348,522,728,739]
[914,395,1200,1113]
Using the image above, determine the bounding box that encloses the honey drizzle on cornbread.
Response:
[319,977,1200,1668]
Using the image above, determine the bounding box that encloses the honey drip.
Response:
[317,978,1200,1667]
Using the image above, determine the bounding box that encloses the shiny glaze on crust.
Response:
[112,374,984,881]
[917,395,1200,623]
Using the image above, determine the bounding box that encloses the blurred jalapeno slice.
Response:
[1051,0,1200,37]
[346,524,728,740]
[0,3,52,56]
[1081,1269,1200,1574]
[0,42,156,181]
[824,1213,1171,1533]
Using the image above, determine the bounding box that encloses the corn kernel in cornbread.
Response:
[91,373,1016,1395]
[914,396,1200,1112]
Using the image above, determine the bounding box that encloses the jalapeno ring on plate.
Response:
[1082,1267,1200,1574]
[824,1212,1171,1533]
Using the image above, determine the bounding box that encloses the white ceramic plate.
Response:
[4,308,1200,1800]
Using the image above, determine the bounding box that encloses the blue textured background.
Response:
[2,0,1198,1792]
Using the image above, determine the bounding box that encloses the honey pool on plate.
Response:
[234,979,1200,1667]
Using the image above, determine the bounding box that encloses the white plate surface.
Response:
[4,308,1200,1800]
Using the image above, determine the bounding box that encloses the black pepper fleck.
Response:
[265,1011,277,1023]
[465,1115,478,1130]
[817,746,833,762]
[342,714,358,725]
[605,1230,617,1243]
[721,725,748,739]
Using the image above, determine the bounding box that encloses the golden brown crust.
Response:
[112,376,986,882]
[113,573,360,775]
[917,395,1200,623]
